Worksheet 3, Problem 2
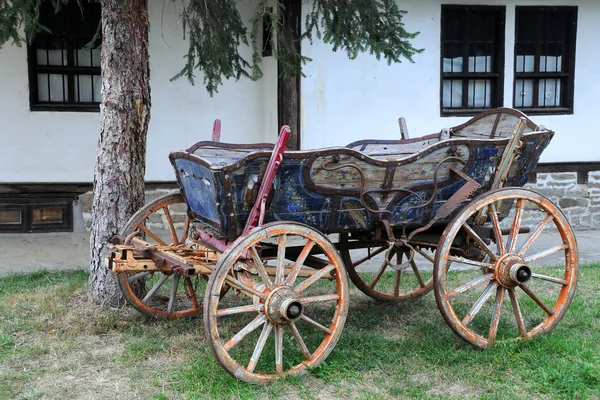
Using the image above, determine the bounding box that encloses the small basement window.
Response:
[0,198,73,233]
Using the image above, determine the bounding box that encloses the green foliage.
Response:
[0,0,422,94]
[305,0,423,64]
[172,0,259,95]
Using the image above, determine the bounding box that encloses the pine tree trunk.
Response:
[89,0,151,306]
[278,0,301,150]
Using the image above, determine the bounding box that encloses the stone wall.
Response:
[525,171,600,230]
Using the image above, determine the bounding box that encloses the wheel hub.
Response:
[494,253,531,287]
[264,286,303,324]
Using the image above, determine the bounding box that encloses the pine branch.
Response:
[172,0,257,95]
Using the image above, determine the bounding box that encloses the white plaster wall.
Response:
[300,0,600,163]
[0,1,277,183]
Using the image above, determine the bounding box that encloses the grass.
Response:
[1,266,599,399]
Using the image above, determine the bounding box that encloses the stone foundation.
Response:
[525,171,600,230]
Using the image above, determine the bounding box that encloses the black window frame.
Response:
[440,5,506,117]
[27,1,101,112]
[513,6,577,115]
[0,197,73,233]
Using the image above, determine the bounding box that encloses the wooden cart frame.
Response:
[107,109,578,384]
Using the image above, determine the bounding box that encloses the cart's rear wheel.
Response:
[204,222,349,384]
[340,234,434,301]
[434,188,578,348]
[116,193,208,319]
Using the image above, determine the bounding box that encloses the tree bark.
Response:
[89,0,151,306]
[278,0,301,150]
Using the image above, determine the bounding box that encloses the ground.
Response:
[1,266,599,399]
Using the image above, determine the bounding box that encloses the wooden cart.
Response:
[107,108,578,384]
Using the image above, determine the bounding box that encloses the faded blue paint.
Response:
[172,135,551,238]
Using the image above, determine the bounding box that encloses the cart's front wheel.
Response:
[116,193,208,319]
[204,222,349,384]
[434,188,578,348]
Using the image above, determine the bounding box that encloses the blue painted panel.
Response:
[173,159,220,224]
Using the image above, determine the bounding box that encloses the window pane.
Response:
[92,48,101,67]
[32,208,64,224]
[515,79,534,107]
[515,55,535,73]
[468,80,492,108]
[93,75,102,102]
[0,209,22,225]
[76,49,92,67]
[468,56,491,73]
[538,79,561,107]
[75,75,93,102]
[539,55,562,72]
[48,74,67,102]
[443,80,463,108]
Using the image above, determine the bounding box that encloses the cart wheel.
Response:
[434,188,578,348]
[116,193,207,319]
[340,234,434,301]
[204,222,349,384]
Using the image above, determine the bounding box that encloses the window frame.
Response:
[440,5,506,117]
[513,6,578,115]
[27,1,101,112]
[0,197,73,233]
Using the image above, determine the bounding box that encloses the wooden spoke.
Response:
[275,325,283,375]
[462,281,498,326]
[217,303,265,317]
[224,314,267,351]
[284,240,316,285]
[409,258,426,288]
[247,322,273,373]
[294,265,335,294]
[531,273,568,286]
[518,214,553,256]
[524,244,569,263]
[350,245,388,267]
[128,271,151,283]
[488,203,505,255]
[300,314,333,335]
[448,273,494,298]
[506,198,526,252]
[508,288,526,336]
[249,246,274,290]
[369,260,388,289]
[162,206,179,245]
[289,321,312,361]
[141,274,170,303]
[448,255,494,270]
[184,277,199,308]
[276,235,287,285]
[224,275,268,300]
[138,224,168,246]
[414,246,435,263]
[462,223,498,260]
[167,274,180,313]
[393,270,401,297]
[298,294,340,304]
[180,215,190,244]
[519,284,554,316]
[488,286,505,343]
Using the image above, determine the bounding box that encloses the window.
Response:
[27,1,101,111]
[441,6,505,115]
[514,7,577,114]
[0,198,73,233]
